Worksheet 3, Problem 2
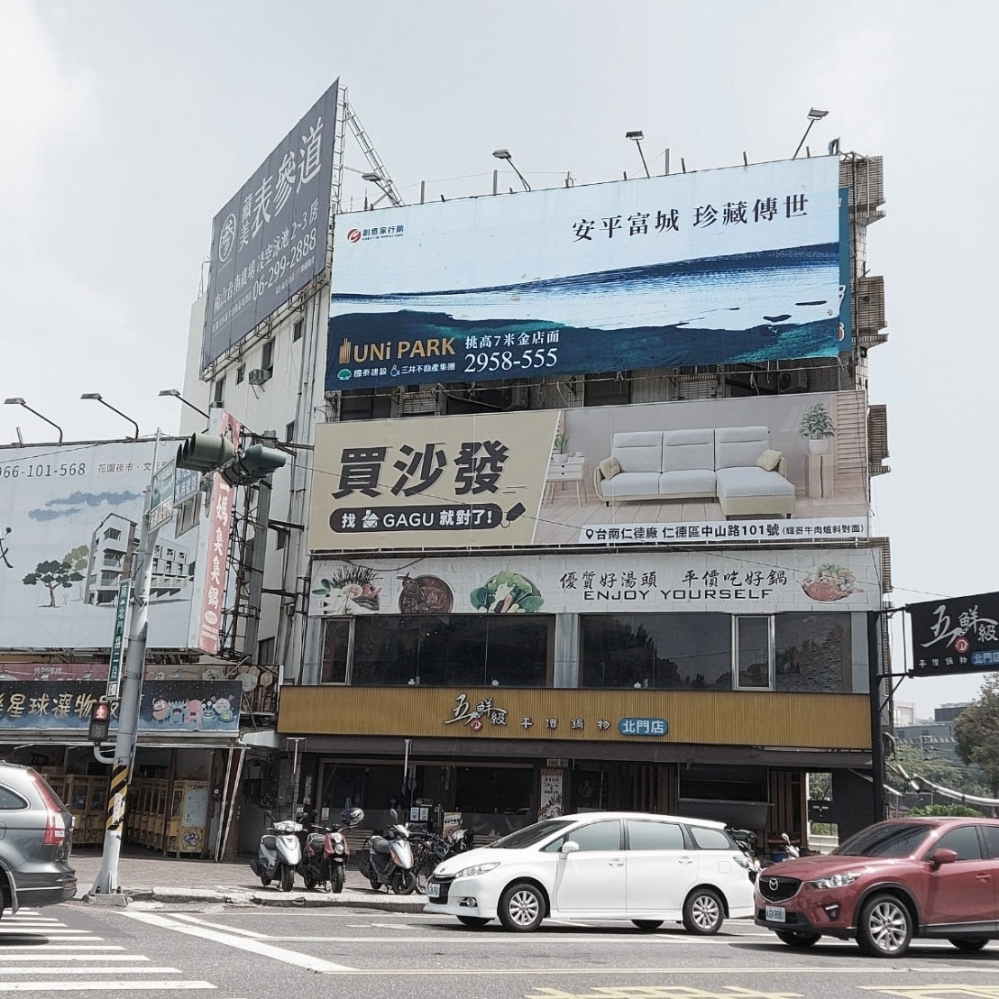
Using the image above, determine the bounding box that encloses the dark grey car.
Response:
[0,763,77,916]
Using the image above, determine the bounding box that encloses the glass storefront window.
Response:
[736,616,771,689]
[580,614,732,689]
[350,615,551,686]
[320,619,350,683]
[774,613,852,692]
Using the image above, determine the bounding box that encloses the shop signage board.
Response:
[148,459,176,530]
[105,580,131,698]
[538,769,564,819]
[327,156,848,392]
[908,590,999,676]
[203,80,340,370]
[309,549,883,617]
[0,680,242,733]
[0,440,198,650]
[307,391,869,552]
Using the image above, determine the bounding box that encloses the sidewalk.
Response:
[68,846,426,911]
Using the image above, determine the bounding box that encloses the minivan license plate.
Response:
[765,906,785,922]
[428,882,440,898]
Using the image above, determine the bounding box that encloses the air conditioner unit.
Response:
[247,368,271,386]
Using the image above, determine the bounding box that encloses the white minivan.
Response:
[425,811,755,933]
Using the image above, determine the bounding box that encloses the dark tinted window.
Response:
[834,822,931,858]
[689,826,736,850]
[0,785,27,809]
[981,825,999,859]
[931,826,984,862]
[568,820,622,851]
[775,613,851,692]
[492,820,573,850]
[626,819,684,850]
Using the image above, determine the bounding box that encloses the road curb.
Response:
[76,885,427,911]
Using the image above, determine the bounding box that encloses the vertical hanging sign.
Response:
[106,580,131,698]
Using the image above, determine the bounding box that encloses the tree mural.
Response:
[23,559,85,608]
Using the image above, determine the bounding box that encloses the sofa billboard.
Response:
[0,441,201,650]
[327,156,848,392]
[203,80,339,370]
[307,390,869,552]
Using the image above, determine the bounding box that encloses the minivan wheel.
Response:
[498,882,545,932]
[682,888,724,935]
[632,920,663,931]
[949,937,988,953]
[776,930,820,948]
[857,893,912,957]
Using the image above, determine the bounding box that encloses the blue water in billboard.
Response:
[328,244,845,389]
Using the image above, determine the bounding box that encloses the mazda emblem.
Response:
[768,878,779,891]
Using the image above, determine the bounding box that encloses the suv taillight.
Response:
[28,769,67,846]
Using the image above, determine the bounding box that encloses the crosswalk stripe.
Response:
[0,945,124,951]
[0,930,95,936]
[0,955,150,962]
[0,967,181,975]
[0,982,216,992]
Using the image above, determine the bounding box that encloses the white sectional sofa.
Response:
[593,426,796,518]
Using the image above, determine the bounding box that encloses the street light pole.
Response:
[89,436,162,895]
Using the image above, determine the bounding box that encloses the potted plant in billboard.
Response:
[799,403,835,454]
[551,433,570,465]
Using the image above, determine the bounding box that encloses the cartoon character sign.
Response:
[470,571,544,613]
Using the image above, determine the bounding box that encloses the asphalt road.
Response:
[3,901,999,998]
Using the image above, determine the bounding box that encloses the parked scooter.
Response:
[412,825,473,894]
[249,815,303,892]
[357,809,415,894]
[298,808,364,893]
[727,827,762,884]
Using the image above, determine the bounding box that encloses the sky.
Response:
[1,1,996,718]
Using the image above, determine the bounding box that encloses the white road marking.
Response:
[0,955,150,962]
[0,967,182,975]
[167,914,267,939]
[0,929,95,936]
[0,945,124,951]
[121,910,356,973]
[0,982,216,992]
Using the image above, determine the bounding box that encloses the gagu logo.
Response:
[347,229,362,243]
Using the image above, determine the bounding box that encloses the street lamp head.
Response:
[807,108,829,121]
[4,398,24,405]
[492,149,512,161]
[158,389,181,398]
[626,130,644,142]
[361,172,382,183]
[80,393,103,401]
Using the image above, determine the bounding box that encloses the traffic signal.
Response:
[176,432,236,472]
[220,443,287,486]
[88,699,112,743]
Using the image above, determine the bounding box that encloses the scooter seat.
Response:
[369,835,392,855]
[261,834,277,849]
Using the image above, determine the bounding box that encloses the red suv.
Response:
[755,817,999,957]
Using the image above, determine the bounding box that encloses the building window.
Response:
[261,339,274,375]
[275,529,287,551]
[321,619,350,683]
[349,615,551,687]
[583,373,631,407]
[103,528,121,541]
[774,613,852,693]
[236,364,245,384]
[285,420,296,443]
[213,377,224,406]
[257,636,276,665]
[580,613,731,689]
[293,320,304,342]
[735,616,772,689]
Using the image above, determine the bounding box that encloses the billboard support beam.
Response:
[88,436,163,897]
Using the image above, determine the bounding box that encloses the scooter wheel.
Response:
[332,866,345,893]
[260,877,271,887]
[369,879,382,890]
[392,870,416,895]
[303,875,317,890]
[280,865,295,893]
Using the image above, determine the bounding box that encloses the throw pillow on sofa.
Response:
[598,456,621,479]
[756,448,783,472]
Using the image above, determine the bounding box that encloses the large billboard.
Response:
[203,80,339,370]
[909,591,999,676]
[309,549,883,617]
[307,391,869,551]
[0,441,198,650]
[327,156,847,392]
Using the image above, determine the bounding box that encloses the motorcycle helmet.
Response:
[341,806,364,827]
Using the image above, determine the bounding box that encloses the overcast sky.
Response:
[2,1,995,717]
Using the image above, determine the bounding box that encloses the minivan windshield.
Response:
[490,820,574,849]
[833,822,930,858]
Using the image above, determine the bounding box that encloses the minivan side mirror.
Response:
[930,847,958,869]
[561,840,580,856]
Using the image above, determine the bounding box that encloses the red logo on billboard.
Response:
[469,717,483,732]
[955,636,970,654]
[347,229,362,243]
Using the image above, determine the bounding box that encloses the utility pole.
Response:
[90,441,162,895]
